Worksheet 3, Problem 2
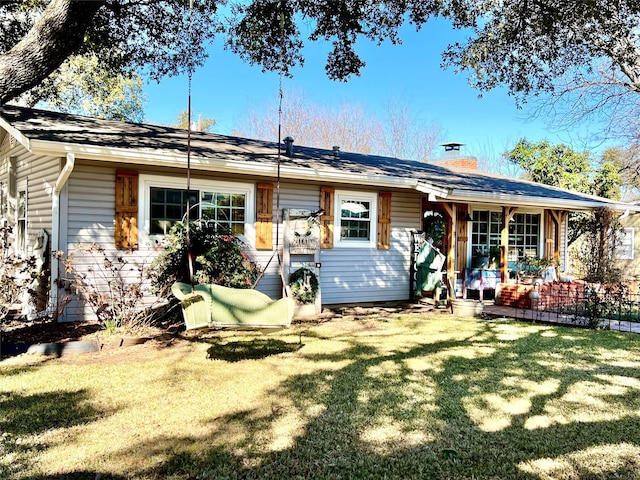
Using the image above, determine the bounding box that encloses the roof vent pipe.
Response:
[332,145,340,158]
[283,136,294,157]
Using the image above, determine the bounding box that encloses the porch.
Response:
[413,201,570,310]
[464,280,640,334]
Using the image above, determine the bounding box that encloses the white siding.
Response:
[63,164,154,322]
[0,140,58,251]
[254,183,421,305]
[320,190,420,304]
[0,137,10,224]
[67,165,115,246]
[253,181,319,299]
[61,165,423,320]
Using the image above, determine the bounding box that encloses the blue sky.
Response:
[143,18,597,160]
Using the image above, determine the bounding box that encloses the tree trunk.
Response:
[0,0,105,104]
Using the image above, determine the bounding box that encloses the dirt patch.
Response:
[0,302,438,365]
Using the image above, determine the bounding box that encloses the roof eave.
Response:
[0,117,31,150]
[447,189,633,211]
[28,139,435,190]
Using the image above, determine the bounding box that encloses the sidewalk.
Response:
[482,303,640,334]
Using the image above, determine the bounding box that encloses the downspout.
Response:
[50,152,75,317]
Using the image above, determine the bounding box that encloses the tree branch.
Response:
[0,0,105,104]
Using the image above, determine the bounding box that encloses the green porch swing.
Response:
[171,3,294,330]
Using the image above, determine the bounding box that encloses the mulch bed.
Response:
[0,302,437,358]
[1,320,103,344]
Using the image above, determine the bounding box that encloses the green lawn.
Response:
[2,314,640,479]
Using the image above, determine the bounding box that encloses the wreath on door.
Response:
[288,268,319,304]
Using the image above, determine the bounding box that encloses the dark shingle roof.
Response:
[0,105,627,209]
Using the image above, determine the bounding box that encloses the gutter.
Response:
[28,139,638,212]
[28,139,443,192]
[445,189,640,212]
[50,152,75,318]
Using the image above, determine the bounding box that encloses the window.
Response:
[334,191,377,247]
[471,211,501,259]
[16,183,27,253]
[508,213,540,260]
[201,191,246,235]
[471,210,541,263]
[150,187,198,235]
[141,176,254,240]
[616,227,634,260]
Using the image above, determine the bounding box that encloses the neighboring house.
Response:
[618,205,640,280]
[0,106,635,322]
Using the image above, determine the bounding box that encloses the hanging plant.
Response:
[288,268,319,305]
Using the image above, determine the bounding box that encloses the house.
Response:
[0,105,635,322]
[618,205,640,281]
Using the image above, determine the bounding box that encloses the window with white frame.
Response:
[149,187,199,235]
[142,176,254,239]
[334,191,377,247]
[508,213,541,260]
[16,181,27,253]
[471,211,501,259]
[616,227,634,260]
[471,210,541,263]
[0,182,6,219]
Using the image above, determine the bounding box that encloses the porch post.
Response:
[544,210,554,260]
[548,209,569,266]
[501,206,517,283]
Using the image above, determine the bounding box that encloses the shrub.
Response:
[571,207,622,284]
[149,222,261,295]
[55,244,159,332]
[0,225,42,322]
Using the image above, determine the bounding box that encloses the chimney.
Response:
[332,145,340,158]
[435,142,478,170]
[283,136,294,157]
[442,142,463,157]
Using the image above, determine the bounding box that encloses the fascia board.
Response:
[28,140,423,189]
[0,119,31,150]
[447,189,637,212]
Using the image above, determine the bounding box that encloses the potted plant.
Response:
[515,256,557,284]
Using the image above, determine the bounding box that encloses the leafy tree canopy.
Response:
[24,54,146,123]
[602,146,640,201]
[504,139,622,199]
[2,0,640,144]
[0,2,633,97]
[504,139,624,246]
[0,0,218,104]
[441,2,640,100]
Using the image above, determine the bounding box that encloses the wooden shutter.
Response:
[115,170,138,249]
[320,186,335,249]
[456,204,469,272]
[377,192,392,250]
[256,182,274,249]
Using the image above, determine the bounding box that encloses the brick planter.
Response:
[496,280,590,310]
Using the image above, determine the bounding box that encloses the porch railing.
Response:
[492,281,640,333]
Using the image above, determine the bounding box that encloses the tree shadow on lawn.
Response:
[155,323,640,478]
[23,473,128,480]
[23,321,640,479]
[1,389,117,479]
[206,338,304,362]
